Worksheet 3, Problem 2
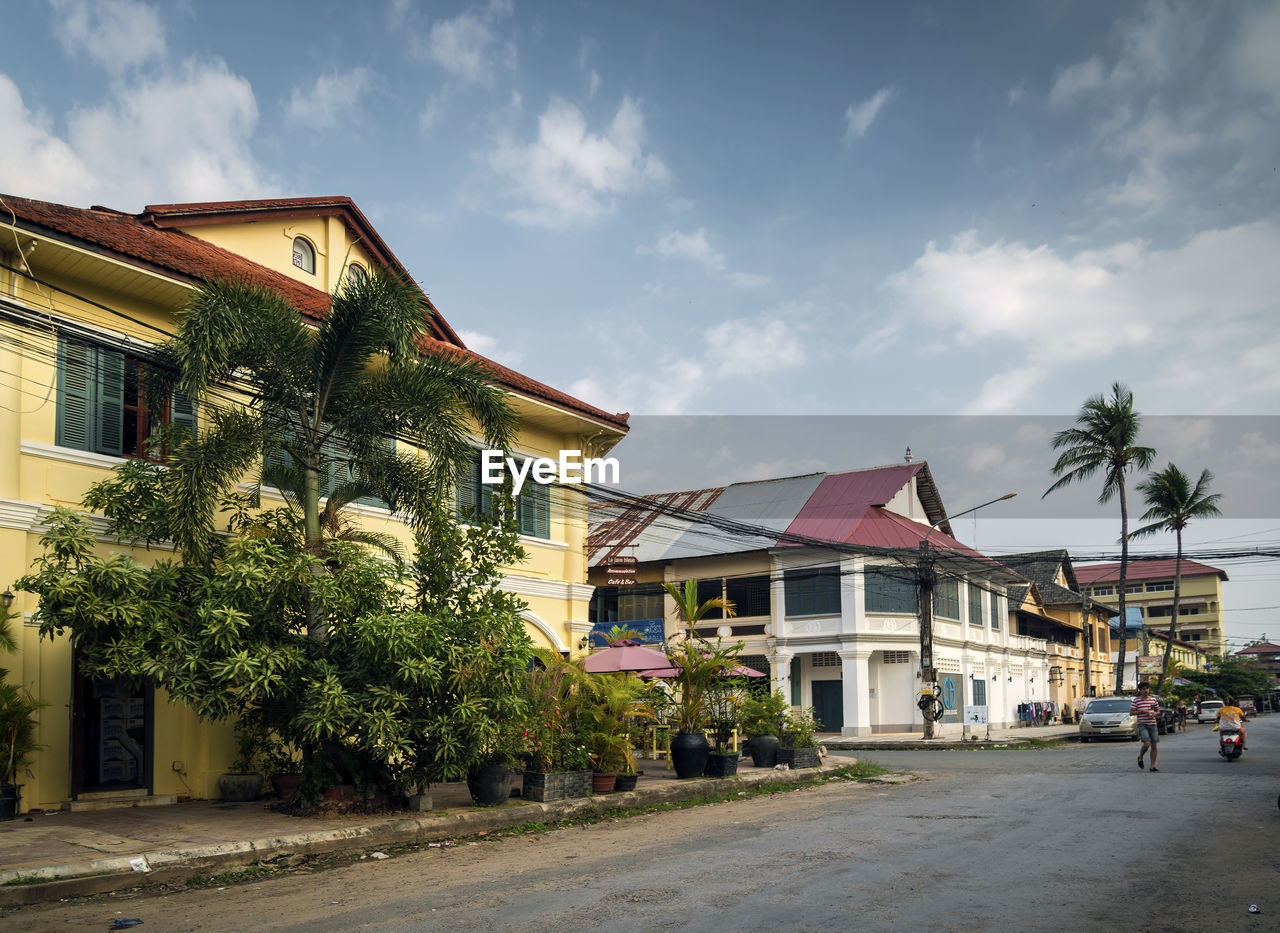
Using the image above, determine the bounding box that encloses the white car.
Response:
[1196,700,1223,724]
[1079,697,1139,742]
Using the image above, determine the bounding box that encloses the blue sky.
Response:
[3,1,1279,647]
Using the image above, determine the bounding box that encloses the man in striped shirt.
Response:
[1131,682,1161,772]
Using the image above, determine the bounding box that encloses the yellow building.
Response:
[1001,551,1115,704]
[0,194,627,809]
[1076,559,1228,657]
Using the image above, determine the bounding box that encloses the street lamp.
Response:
[918,492,1016,739]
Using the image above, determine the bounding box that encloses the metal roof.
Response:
[1076,559,1228,584]
[659,473,825,560]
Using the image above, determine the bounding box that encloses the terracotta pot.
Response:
[322,783,354,802]
[271,774,302,803]
[591,772,618,793]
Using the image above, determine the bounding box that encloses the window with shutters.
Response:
[262,422,390,509]
[784,566,841,616]
[935,579,960,620]
[990,591,1000,630]
[968,582,984,626]
[864,565,916,614]
[56,337,195,460]
[454,449,551,539]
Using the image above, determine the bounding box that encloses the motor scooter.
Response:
[1218,727,1244,762]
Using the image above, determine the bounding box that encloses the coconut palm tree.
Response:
[161,268,517,636]
[1129,465,1222,690]
[1044,383,1156,692]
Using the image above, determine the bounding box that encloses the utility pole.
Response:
[1081,588,1091,699]
[917,492,1017,741]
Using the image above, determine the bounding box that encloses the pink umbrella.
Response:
[637,662,765,679]
[580,644,673,674]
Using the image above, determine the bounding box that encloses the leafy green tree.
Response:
[1129,465,1222,690]
[158,270,517,635]
[1045,383,1156,691]
[1180,654,1272,701]
[660,580,736,638]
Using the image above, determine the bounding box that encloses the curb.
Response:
[0,762,848,907]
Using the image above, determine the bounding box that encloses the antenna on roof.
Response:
[904,446,913,463]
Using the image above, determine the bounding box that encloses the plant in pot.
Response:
[518,649,594,801]
[583,672,653,793]
[778,706,823,770]
[702,684,744,778]
[1,606,44,821]
[218,722,266,802]
[265,740,304,804]
[740,690,788,768]
[467,720,524,807]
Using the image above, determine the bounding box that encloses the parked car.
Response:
[1079,696,1139,742]
[1196,700,1224,723]
[1156,700,1176,735]
[1238,696,1258,716]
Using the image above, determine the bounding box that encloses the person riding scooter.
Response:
[1215,697,1248,750]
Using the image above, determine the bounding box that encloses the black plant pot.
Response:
[0,784,21,822]
[748,735,779,768]
[218,773,263,802]
[703,752,739,778]
[468,764,514,806]
[671,732,710,779]
[615,773,639,792]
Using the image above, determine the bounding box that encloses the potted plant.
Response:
[266,740,303,803]
[740,690,788,767]
[777,707,822,770]
[519,650,594,801]
[702,685,743,778]
[467,721,523,806]
[1,608,43,821]
[218,723,266,802]
[583,673,653,793]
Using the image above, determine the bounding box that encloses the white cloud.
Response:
[0,59,275,208]
[457,329,523,368]
[888,221,1280,412]
[705,317,804,379]
[639,228,770,287]
[419,0,515,84]
[0,74,95,203]
[287,67,374,129]
[962,367,1047,415]
[484,95,669,229]
[1007,84,1026,106]
[1049,56,1105,105]
[50,0,165,74]
[844,86,895,142]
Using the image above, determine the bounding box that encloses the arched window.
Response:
[347,262,367,286]
[292,237,316,274]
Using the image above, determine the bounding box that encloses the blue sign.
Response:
[941,676,957,710]
[589,618,664,646]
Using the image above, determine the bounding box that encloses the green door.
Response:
[811,680,843,734]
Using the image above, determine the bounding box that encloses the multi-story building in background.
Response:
[1075,559,1228,656]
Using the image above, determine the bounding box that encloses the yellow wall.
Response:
[1088,573,1225,655]
[2,213,620,808]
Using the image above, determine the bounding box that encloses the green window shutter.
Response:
[790,657,802,706]
[94,348,125,456]
[456,451,480,520]
[55,338,95,451]
[519,481,551,538]
[170,388,196,439]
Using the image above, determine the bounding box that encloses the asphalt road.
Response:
[11,717,1280,933]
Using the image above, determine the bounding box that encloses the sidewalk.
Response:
[823,722,1081,751]
[0,757,855,907]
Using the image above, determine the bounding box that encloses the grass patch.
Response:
[186,862,281,888]
[2,875,48,887]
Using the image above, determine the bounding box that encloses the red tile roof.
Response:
[1075,559,1228,584]
[3,193,629,431]
[1234,641,1280,655]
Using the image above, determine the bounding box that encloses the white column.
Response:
[838,649,872,736]
[772,650,794,702]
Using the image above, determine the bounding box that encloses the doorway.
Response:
[811,680,844,733]
[71,665,151,796]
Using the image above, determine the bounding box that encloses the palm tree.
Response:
[1044,383,1156,692]
[660,580,736,638]
[258,461,404,564]
[1129,465,1222,691]
[163,269,517,636]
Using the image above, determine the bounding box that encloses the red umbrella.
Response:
[580,644,673,673]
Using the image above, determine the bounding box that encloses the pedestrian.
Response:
[1130,682,1161,772]
[1175,700,1187,732]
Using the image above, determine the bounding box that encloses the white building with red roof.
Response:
[589,459,1054,735]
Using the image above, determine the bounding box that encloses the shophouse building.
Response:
[588,460,1053,735]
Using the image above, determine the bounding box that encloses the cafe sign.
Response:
[606,556,637,586]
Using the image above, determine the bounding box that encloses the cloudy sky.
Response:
[3,1,1279,647]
